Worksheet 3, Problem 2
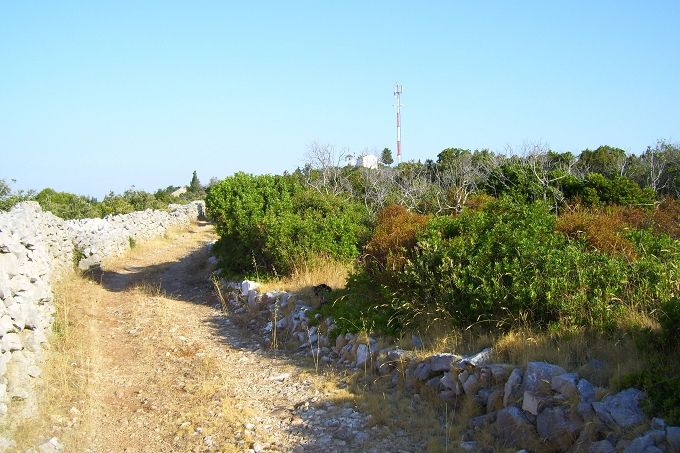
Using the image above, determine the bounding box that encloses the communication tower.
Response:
[394,83,403,163]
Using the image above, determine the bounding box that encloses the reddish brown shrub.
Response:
[606,198,680,239]
[364,204,430,275]
[557,208,636,260]
[652,198,680,238]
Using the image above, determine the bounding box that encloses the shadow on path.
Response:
[84,231,422,452]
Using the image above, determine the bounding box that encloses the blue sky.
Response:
[1,1,679,199]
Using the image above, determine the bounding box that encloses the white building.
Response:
[355,154,379,170]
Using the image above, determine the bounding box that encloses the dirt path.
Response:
[57,223,421,452]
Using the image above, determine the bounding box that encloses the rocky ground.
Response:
[32,223,425,452]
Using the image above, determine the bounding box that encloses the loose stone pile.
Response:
[0,201,204,427]
[225,279,680,452]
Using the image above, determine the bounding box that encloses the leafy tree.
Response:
[34,188,99,219]
[98,192,134,216]
[122,188,166,211]
[578,145,627,178]
[380,148,394,166]
[0,179,35,211]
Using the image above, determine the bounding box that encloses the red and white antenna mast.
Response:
[394,83,403,164]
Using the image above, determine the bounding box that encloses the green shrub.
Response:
[98,192,134,216]
[345,197,679,333]
[318,272,400,337]
[34,188,99,219]
[261,190,370,274]
[206,173,370,276]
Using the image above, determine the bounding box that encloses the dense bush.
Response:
[556,209,636,259]
[364,204,430,277]
[206,173,370,275]
[97,192,135,216]
[337,197,680,334]
[34,188,100,220]
[0,179,34,211]
[261,190,370,274]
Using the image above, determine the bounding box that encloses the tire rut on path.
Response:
[70,223,420,453]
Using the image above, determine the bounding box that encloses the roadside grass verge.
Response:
[2,273,92,449]
[256,257,352,305]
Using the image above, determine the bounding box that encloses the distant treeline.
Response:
[0,171,206,219]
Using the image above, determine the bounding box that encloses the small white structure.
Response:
[355,154,379,170]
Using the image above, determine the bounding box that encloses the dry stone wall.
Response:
[225,280,680,453]
[67,201,205,270]
[0,200,204,424]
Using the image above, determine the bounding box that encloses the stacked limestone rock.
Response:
[225,280,680,452]
[0,202,67,419]
[66,200,205,270]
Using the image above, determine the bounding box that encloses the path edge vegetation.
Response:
[207,140,680,424]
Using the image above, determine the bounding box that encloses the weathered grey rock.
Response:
[536,405,583,451]
[487,363,513,384]
[486,388,504,414]
[666,426,680,452]
[646,429,666,444]
[7,303,26,330]
[462,373,481,396]
[442,374,464,397]
[1,332,22,352]
[578,378,597,403]
[589,439,616,453]
[504,368,522,407]
[425,376,441,390]
[0,315,15,335]
[355,344,369,367]
[0,252,19,279]
[27,365,42,378]
[457,347,492,370]
[413,361,433,381]
[469,412,496,429]
[592,388,646,429]
[247,290,258,306]
[37,436,62,453]
[0,281,9,303]
[551,372,579,398]
[650,417,666,430]
[492,406,539,449]
[387,348,410,362]
[522,391,548,416]
[430,353,460,372]
[0,437,16,451]
[521,362,566,394]
[241,280,259,296]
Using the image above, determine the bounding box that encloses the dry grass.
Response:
[101,277,249,451]
[257,257,352,302]
[2,273,93,449]
[404,309,653,392]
